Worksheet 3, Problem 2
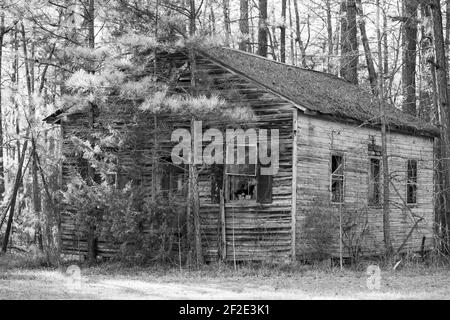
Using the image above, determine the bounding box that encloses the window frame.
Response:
[160,158,187,197]
[330,153,345,204]
[406,159,418,205]
[368,157,382,207]
[225,143,258,203]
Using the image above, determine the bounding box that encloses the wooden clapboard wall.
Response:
[174,53,296,262]
[295,114,435,258]
[57,49,436,262]
[58,51,297,262]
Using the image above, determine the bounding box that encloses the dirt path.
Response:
[1,266,450,299]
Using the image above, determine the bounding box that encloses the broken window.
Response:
[221,138,273,204]
[214,158,273,204]
[406,159,418,204]
[226,143,258,202]
[369,158,381,206]
[331,154,344,203]
[228,175,257,201]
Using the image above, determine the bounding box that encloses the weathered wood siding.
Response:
[189,55,295,262]
[58,52,296,262]
[57,50,436,262]
[295,114,435,258]
[59,108,165,257]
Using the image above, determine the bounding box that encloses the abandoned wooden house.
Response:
[45,46,438,262]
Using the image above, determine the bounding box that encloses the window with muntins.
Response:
[226,144,258,202]
[224,142,273,204]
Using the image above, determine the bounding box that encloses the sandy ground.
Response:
[1,256,450,299]
[2,268,450,300]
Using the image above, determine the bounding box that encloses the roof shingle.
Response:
[199,46,438,136]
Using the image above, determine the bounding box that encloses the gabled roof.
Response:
[44,45,438,137]
[199,46,438,137]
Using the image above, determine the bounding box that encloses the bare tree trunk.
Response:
[326,0,333,72]
[86,0,97,263]
[383,12,389,77]
[190,119,203,267]
[189,0,196,36]
[12,24,20,173]
[20,22,44,251]
[288,0,295,64]
[187,0,203,267]
[30,26,35,93]
[280,0,287,62]
[36,20,58,255]
[377,0,393,256]
[210,4,216,35]
[20,23,32,98]
[239,0,250,51]
[441,1,450,246]
[340,0,359,84]
[293,0,307,67]
[31,146,43,250]
[269,15,278,61]
[420,3,437,113]
[222,0,231,46]
[34,145,61,265]
[0,13,6,200]
[356,0,377,94]
[333,4,342,75]
[293,0,301,62]
[2,139,29,252]
[445,0,450,76]
[249,2,255,53]
[257,0,268,57]
[430,0,450,252]
[88,0,95,50]
[402,0,419,116]
[202,0,209,32]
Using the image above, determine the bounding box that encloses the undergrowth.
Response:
[2,249,450,278]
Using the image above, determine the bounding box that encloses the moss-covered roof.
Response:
[45,45,438,136]
[199,46,438,136]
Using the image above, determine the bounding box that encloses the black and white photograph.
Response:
[0,0,449,304]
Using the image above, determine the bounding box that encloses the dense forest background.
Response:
[0,0,449,265]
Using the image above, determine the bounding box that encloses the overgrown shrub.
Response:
[302,199,372,264]
[302,199,337,260]
[341,206,371,263]
[62,174,185,263]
